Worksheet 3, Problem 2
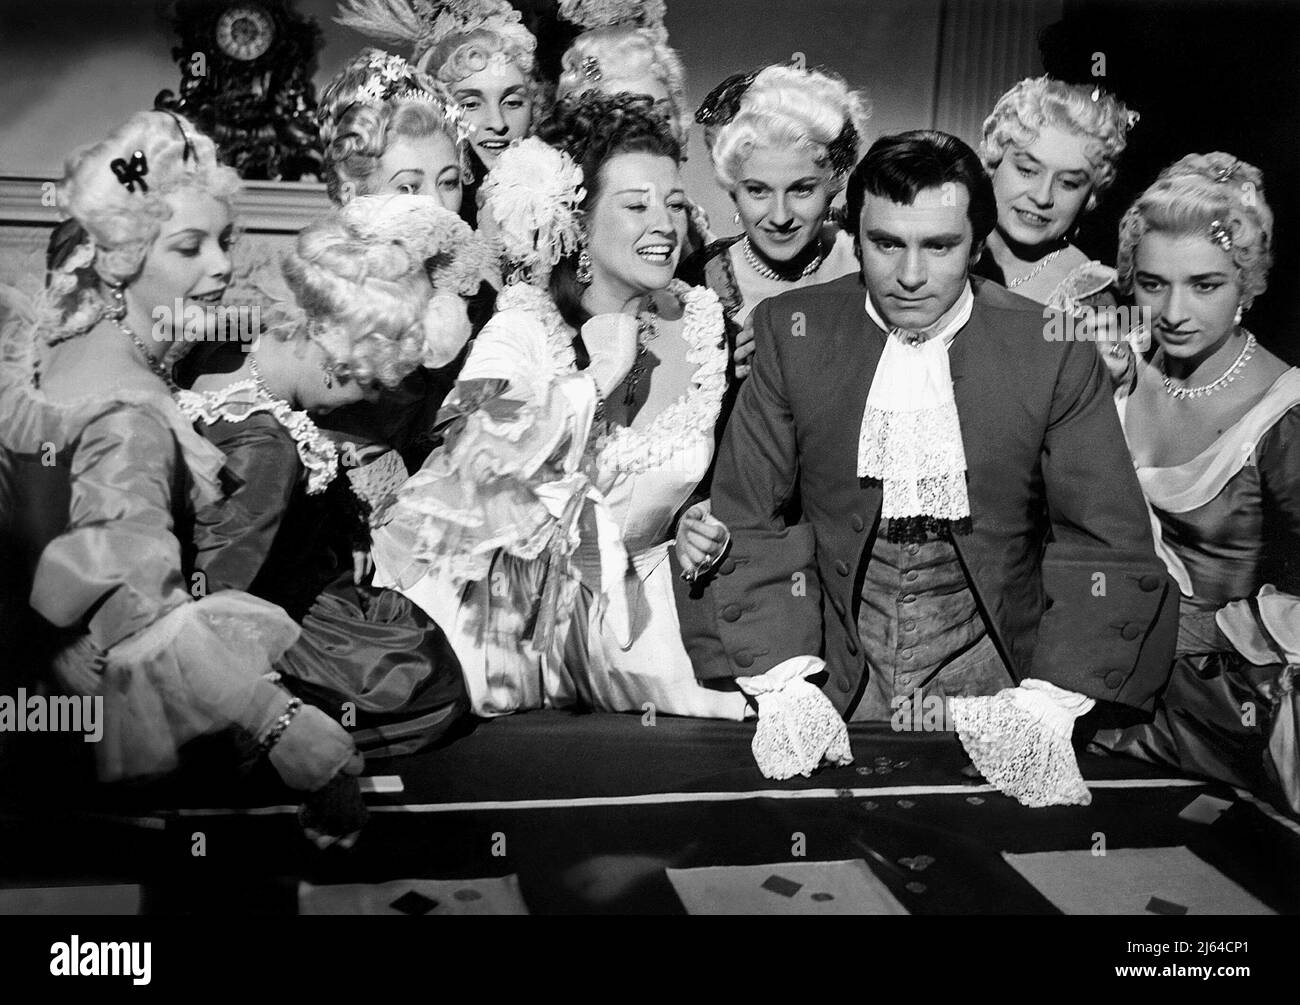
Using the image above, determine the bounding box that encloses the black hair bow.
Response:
[110,150,149,193]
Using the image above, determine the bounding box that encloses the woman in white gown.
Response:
[371,93,748,721]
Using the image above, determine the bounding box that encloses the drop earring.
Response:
[733,211,740,225]
[577,247,593,286]
[321,364,334,389]
[1234,304,1244,326]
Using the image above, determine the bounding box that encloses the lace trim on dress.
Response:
[590,280,728,477]
[495,282,577,376]
[174,379,341,495]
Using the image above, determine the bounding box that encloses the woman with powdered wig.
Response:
[680,62,868,378]
[1090,154,1300,814]
[975,76,1138,312]
[178,194,479,763]
[0,110,360,797]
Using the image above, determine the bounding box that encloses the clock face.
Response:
[215,4,276,62]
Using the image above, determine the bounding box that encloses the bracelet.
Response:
[258,698,303,756]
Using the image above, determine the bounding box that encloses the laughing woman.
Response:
[1092,154,1300,813]
[679,63,868,378]
[0,110,359,792]
[372,93,748,721]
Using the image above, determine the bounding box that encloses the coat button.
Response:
[907,544,919,555]
[851,514,865,532]
[1104,670,1125,689]
[902,594,916,604]
[845,636,858,655]
[837,676,853,694]
[736,652,755,669]
[719,558,736,576]
[1121,623,1141,641]
[721,604,741,623]
[835,560,850,577]
[1138,574,1161,592]
[902,650,913,661]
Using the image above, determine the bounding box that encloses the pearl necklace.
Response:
[742,237,824,283]
[1159,331,1256,400]
[248,353,278,402]
[1005,247,1064,289]
[113,314,178,391]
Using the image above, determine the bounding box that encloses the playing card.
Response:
[299,876,529,915]
[667,860,909,915]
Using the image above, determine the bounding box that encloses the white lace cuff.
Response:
[737,656,853,780]
[949,679,1095,807]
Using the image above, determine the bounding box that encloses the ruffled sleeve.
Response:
[32,404,199,648]
[373,306,599,592]
[0,373,304,781]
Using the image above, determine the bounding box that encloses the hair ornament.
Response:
[825,120,860,176]
[582,53,603,81]
[479,136,585,283]
[110,150,149,193]
[1214,158,1240,184]
[557,0,666,30]
[1208,218,1234,253]
[694,67,760,126]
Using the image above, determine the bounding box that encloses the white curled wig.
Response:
[267,193,478,382]
[51,109,241,333]
[556,22,690,142]
[1116,152,1273,310]
[706,64,871,196]
[980,76,1139,212]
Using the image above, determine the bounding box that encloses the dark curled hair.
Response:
[844,130,997,253]
[535,92,682,337]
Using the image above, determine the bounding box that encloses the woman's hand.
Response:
[583,313,640,400]
[733,315,756,380]
[675,499,731,579]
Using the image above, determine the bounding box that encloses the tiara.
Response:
[557,0,667,30]
[320,52,471,145]
[1213,158,1240,184]
[1208,219,1234,253]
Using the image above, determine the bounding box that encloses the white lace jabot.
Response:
[858,284,974,536]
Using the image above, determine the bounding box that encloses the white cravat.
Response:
[858,284,974,526]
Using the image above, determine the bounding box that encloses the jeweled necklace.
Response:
[113,314,178,391]
[248,353,278,401]
[1005,247,1064,289]
[1159,331,1256,400]
[619,297,661,407]
[742,236,824,283]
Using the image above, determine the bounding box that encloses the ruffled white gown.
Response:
[371,281,748,720]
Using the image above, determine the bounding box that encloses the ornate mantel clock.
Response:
[156,0,325,181]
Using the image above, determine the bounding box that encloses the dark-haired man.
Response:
[681,130,1176,804]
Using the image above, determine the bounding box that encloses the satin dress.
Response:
[0,357,301,783]
[372,281,749,721]
[178,382,468,758]
[1097,368,1300,799]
